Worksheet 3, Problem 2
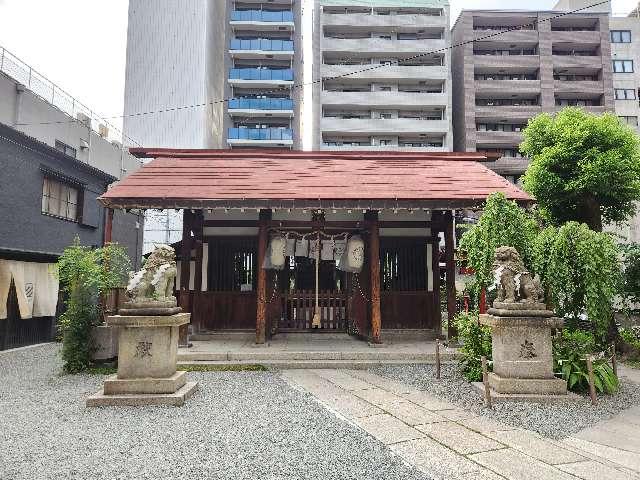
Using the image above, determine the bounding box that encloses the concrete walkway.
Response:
[178,333,459,368]
[283,369,640,480]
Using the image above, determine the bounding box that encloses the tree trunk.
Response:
[583,196,603,232]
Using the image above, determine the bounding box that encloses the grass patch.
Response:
[86,365,117,375]
[625,360,640,370]
[179,364,267,372]
[83,364,268,375]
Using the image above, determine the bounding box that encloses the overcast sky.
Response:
[0,0,636,141]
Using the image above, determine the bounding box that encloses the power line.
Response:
[15,0,610,134]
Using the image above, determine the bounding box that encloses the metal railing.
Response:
[230,39,294,51]
[229,68,294,81]
[228,98,294,110]
[0,45,121,142]
[231,10,294,22]
[228,127,293,141]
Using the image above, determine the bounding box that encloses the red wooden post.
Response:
[444,210,457,339]
[431,235,442,335]
[192,210,204,334]
[103,208,114,245]
[366,211,382,344]
[256,209,271,344]
[179,209,193,347]
[479,288,487,314]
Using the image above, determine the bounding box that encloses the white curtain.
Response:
[0,260,59,320]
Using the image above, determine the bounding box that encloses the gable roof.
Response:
[99,149,531,210]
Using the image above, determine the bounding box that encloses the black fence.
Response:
[0,282,56,351]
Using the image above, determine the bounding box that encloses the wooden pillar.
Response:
[179,209,194,346]
[103,208,114,245]
[192,210,204,334]
[431,234,442,337]
[256,209,272,344]
[365,210,382,344]
[444,210,457,339]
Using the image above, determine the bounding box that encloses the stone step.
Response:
[177,351,459,362]
[178,358,458,370]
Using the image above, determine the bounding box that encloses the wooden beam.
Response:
[444,210,457,339]
[103,208,114,245]
[256,209,272,344]
[365,210,382,344]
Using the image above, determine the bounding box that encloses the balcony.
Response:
[321,91,448,108]
[228,127,294,147]
[471,29,538,44]
[228,98,294,117]
[322,12,446,29]
[322,37,446,55]
[551,30,601,44]
[228,68,294,87]
[231,10,294,22]
[320,117,449,135]
[475,130,524,146]
[474,105,543,120]
[553,80,604,95]
[473,54,539,69]
[322,144,447,152]
[552,55,602,69]
[229,39,294,59]
[474,79,541,96]
[322,64,447,81]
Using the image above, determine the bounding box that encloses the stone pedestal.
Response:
[87,313,198,407]
[478,305,571,401]
[90,325,119,361]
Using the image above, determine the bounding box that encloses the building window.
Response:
[615,88,637,100]
[41,177,80,222]
[55,140,77,158]
[611,30,632,43]
[619,116,639,126]
[613,60,634,73]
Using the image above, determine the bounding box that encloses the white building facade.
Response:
[313,0,453,151]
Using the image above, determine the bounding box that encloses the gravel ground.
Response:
[0,344,430,480]
[371,363,640,439]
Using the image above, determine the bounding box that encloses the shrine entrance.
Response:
[278,256,349,331]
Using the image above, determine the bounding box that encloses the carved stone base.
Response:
[119,299,181,317]
[489,302,554,317]
[87,313,197,408]
[488,372,567,395]
[479,313,569,399]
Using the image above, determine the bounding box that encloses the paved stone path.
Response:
[282,369,640,480]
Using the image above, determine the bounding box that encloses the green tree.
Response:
[459,192,538,292]
[520,108,640,231]
[532,222,621,342]
[57,239,130,373]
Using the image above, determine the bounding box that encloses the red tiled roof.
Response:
[100,149,531,209]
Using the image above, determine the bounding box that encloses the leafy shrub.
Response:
[621,243,640,307]
[620,327,640,356]
[455,312,492,382]
[57,240,130,373]
[553,329,619,394]
[459,193,539,298]
[534,223,622,342]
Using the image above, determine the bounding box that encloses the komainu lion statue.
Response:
[490,246,543,304]
[126,244,177,304]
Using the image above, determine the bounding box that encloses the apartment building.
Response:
[124,0,303,252]
[313,0,453,151]
[451,9,614,182]
[125,0,302,151]
[609,13,640,132]
[0,45,143,263]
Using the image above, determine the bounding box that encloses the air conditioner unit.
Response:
[77,112,91,127]
[98,124,109,138]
